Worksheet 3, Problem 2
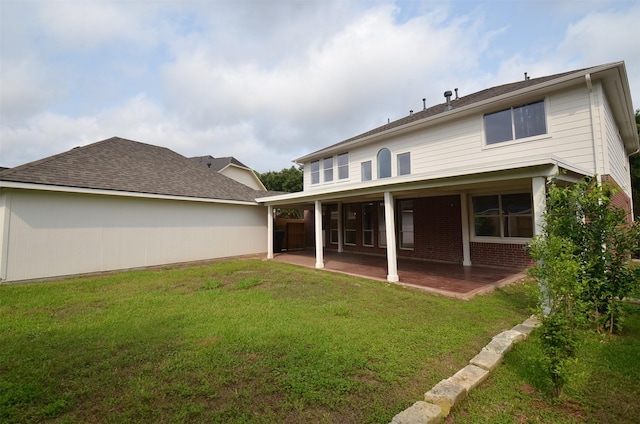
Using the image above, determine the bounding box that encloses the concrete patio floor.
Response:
[271,249,527,299]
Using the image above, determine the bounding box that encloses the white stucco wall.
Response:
[0,189,267,282]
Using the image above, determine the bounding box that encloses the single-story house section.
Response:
[0,137,273,282]
[258,61,639,282]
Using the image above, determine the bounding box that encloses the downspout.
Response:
[585,73,603,185]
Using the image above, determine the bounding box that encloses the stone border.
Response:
[389,315,540,424]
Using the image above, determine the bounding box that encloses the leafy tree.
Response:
[529,177,640,396]
[258,166,303,193]
[529,234,585,397]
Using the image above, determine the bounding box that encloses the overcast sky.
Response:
[1,0,639,173]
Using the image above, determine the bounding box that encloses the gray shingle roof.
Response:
[189,155,249,171]
[0,137,268,202]
[300,67,587,158]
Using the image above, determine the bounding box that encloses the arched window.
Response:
[377,148,391,178]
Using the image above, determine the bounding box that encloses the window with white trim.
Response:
[378,203,387,247]
[361,161,372,181]
[310,160,320,184]
[337,153,349,180]
[329,205,338,244]
[362,203,374,247]
[472,193,533,238]
[323,157,333,182]
[397,152,411,176]
[399,200,414,249]
[344,205,357,245]
[484,100,546,145]
[377,148,391,178]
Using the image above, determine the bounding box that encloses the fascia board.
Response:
[0,181,261,206]
[294,62,625,163]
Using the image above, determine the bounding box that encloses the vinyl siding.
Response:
[303,85,599,190]
[603,91,632,196]
[1,189,267,282]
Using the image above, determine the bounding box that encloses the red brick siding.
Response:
[470,242,533,269]
[399,196,463,263]
[602,175,634,224]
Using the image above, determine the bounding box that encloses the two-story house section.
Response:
[257,62,639,282]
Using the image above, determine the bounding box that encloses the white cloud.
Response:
[1,0,639,174]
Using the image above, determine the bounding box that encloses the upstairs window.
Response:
[472,193,533,238]
[361,161,372,181]
[323,157,333,182]
[377,148,391,178]
[397,152,411,176]
[337,153,349,180]
[484,100,546,145]
[311,160,320,184]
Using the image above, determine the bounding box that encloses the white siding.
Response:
[1,189,267,282]
[602,92,632,196]
[303,85,599,190]
[220,166,264,190]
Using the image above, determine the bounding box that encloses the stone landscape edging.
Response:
[389,315,540,424]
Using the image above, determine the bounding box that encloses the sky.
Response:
[1,0,639,173]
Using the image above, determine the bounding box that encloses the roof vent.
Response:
[423,98,427,110]
[444,90,453,111]
[409,110,413,116]
[524,72,530,81]
[454,88,459,100]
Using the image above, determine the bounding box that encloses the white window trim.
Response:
[337,153,350,181]
[468,191,534,244]
[482,98,549,149]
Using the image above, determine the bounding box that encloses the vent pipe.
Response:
[524,72,530,81]
[454,88,459,100]
[409,110,413,116]
[423,98,427,110]
[444,90,453,111]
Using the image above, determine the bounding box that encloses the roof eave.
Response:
[0,181,262,206]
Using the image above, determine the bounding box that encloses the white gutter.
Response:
[0,181,261,206]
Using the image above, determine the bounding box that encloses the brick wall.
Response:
[602,175,634,224]
[399,195,463,263]
[470,242,533,269]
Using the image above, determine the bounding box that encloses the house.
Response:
[189,155,267,190]
[0,137,271,282]
[258,61,639,283]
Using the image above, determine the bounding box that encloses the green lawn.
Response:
[1,259,532,423]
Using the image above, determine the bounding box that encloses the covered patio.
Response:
[271,249,527,300]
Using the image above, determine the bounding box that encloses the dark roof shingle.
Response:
[189,155,249,171]
[0,137,267,202]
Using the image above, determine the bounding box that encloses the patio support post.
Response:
[532,176,550,314]
[383,191,399,282]
[337,202,343,253]
[314,200,324,269]
[532,177,546,236]
[460,193,472,266]
[267,205,274,259]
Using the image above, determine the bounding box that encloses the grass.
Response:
[0,259,532,423]
[447,294,640,423]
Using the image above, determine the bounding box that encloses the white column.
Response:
[337,202,343,253]
[266,205,274,259]
[314,200,324,269]
[460,193,472,266]
[0,192,11,281]
[384,191,399,282]
[532,177,546,236]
